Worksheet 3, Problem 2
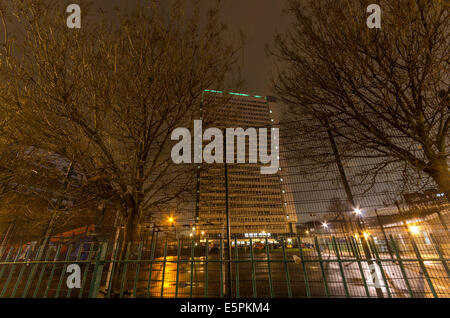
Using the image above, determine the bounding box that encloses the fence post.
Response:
[350,236,370,297]
[409,236,438,298]
[88,243,108,298]
[250,238,257,298]
[429,233,449,277]
[389,235,414,298]
[332,236,349,298]
[296,236,311,298]
[281,238,292,298]
[176,239,182,298]
[235,239,240,298]
[314,236,330,297]
[265,238,274,298]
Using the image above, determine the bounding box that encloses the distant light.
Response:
[354,208,362,215]
[189,233,193,237]
[363,232,369,239]
[409,225,420,235]
[168,217,174,224]
[204,89,223,94]
[229,92,249,97]
[322,222,328,228]
[201,231,205,236]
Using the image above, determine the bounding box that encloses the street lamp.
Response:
[353,208,362,215]
[408,225,420,235]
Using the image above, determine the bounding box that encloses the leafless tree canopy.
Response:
[0,0,242,247]
[271,0,449,199]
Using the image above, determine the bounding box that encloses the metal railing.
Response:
[0,232,448,298]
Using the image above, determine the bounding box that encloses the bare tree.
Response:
[0,0,241,268]
[271,0,449,200]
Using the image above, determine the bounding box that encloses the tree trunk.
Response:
[428,159,450,202]
[110,201,139,296]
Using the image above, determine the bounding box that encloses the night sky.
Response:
[91,0,291,97]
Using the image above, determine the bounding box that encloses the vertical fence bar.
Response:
[146,238,157,298]
[297,236,311,298]
[429,233,449,277]
[66,244,83,298]
[204,239,208,298]
[368,237,391,298]
[409,236,437,298]
[235,239,240,298]
[0,245,22,298]
[119,242,131,298]
[44,244,61,298]
[314,237,330,298]
[32,248,52,298]
[250,238,257,298]
[106,242,120,298]
[0,247,15,285]
[389,235,414,298]
[78,244,95,298]
[332,236,349,298]
[89,243,108,298]
[54,244,74,298]
[350,236,370,298]
[219,239,223,298]
[22,245,44,298]
[189,239,194,298]
[77,243,95,298]
[265,238,273,298]
[281,238,292,298]
[132,242,143,298]
[11,246,33,298]
[104,241,118,298]
[160,240,168,298]
[176,239,182,298]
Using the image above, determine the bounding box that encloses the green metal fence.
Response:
[0,233,449,298]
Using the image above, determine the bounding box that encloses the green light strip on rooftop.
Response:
[204,89,265,99]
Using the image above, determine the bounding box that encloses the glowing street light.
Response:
[168,217,174,224]
[363,232,370,240]
[354,208,362,215]
[322,222,329,229]
[409,225,420,235]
